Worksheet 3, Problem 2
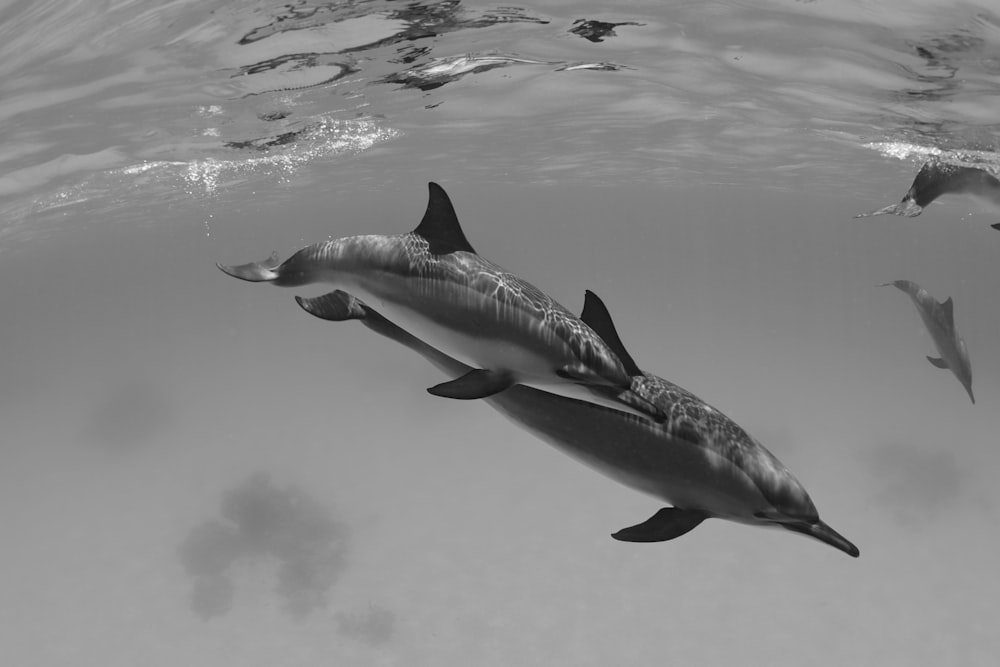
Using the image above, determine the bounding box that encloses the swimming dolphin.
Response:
[295,288,860,557]
[880,279,974,404]
[855,162,1000,229]
[217,183,663,419]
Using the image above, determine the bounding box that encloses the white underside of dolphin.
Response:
[295,287,859,558]
[218,182,665,420]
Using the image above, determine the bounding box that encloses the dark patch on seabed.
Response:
[178,472,352,620]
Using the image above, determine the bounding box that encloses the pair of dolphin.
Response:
[219,183,858,557]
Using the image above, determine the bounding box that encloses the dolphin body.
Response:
[855,162,1000,229]
[295,288,860,557]
[881,279,975,404]
[218,183,663,419]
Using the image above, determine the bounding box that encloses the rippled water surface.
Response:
[2,1,999,665]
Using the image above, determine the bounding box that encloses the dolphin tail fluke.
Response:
[427,369,516,399]
[926,356,949,369]
[217,252,282,282]
[782,519,859,558]
[878,279,915,295]
[611,508,708,543]
[295,291,367,322]
[853,201,922,219]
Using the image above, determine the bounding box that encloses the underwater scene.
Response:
[1,0,999,665]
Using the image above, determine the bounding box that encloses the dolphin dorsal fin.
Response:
[580,290,642,377]
[412,182,477,255]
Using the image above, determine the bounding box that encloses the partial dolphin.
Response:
[218,183,663,419]
[880,279,974,404]
[855,162,1000,228]
[295,288,859,557]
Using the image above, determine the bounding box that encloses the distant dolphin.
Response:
[855,162,1000,229]
[296,288,860,557]
[218,182,663,419]
[880,279,974,404]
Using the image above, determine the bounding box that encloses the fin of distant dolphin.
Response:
[579,290,641,377]
[412,182,477,255]
[926,356,949,369]
[216,252,281,282]
[427,368,515,399]
[611,508,708,543]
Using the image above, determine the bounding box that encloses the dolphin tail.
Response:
[611,508,708,543]
[853,200,923,219]
[991,223,1000,231]
[781,519,859,558]
[217,252,282,282]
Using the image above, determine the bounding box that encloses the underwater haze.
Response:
[2,0,1000,665]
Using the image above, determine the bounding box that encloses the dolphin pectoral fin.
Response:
[216,252,281,282]
[295,291,367,322]
[926,356,949,369]
[427,369,515,399]
[611,508,708,543]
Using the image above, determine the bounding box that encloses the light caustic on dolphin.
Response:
[881,279,975,404]
[218,182,664,420]
[296,287,860,558]
[855,162,1000,229]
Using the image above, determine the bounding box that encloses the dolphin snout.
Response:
[781,519,859,558]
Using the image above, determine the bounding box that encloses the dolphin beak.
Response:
[782,520,860,558]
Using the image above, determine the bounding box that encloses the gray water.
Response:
[2,1,999,665]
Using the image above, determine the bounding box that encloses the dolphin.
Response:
[855,162,1000,229]
[217,182,663,420]
[294,288,860,557]
[880,279,974,404]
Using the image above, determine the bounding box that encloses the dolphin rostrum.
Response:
[855,162,1000,229]
[217,182,663,419]
[295,288,860,557]
[880,279,974,404]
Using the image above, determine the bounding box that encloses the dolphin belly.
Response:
[340,273,582,386]
[489,392,774,521]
